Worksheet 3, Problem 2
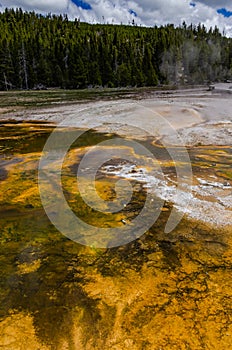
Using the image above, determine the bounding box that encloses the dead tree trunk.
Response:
[21,42,28,90]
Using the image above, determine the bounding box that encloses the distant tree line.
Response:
[0,8,232,90]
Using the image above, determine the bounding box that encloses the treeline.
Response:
[0,8,232,90]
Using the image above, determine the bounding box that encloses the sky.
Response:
[0,0,232,36]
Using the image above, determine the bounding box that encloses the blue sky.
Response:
[1,0,232,36]
[71,0,92,11]
[217,8,232,18]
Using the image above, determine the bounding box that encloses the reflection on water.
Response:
[0,122,231,349]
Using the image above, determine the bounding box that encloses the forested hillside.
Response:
[0,8,232,90]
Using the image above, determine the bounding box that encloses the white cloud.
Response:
[195,1,232,10]
[1,0,68,13]
[1,0,232,36]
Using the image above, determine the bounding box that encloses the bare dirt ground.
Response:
[1,86,232,146]
[0,87,232,350]
[0,86,231,228]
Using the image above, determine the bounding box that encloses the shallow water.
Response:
[0,122,231,350]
